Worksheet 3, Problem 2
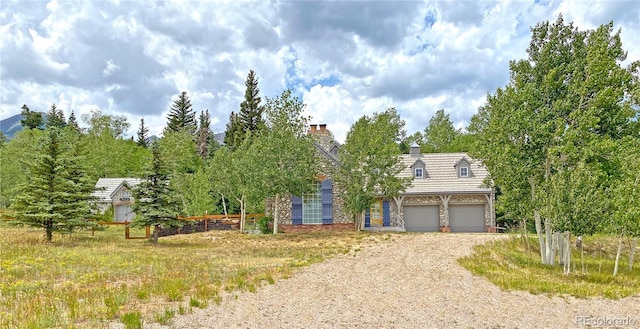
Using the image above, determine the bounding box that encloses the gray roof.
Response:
[92,178,141,202]
[399,153,492,195]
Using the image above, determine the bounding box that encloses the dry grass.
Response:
[458,234,640,299]
[0,222,372,328]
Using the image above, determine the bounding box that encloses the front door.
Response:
[370,201,383,226]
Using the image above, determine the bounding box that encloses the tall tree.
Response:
[11,128,96,242]
[253,89,317,233]
[136,118,150,148]
[469,16,639,265]
[0,129,44,208]
[131,144,182,243]
[165,91,197,136]
[238,70,264,134]
[337,108,411,230]
[196,110,211,161]
[223,111,243,151]
[422,109,461,153]
[20,104,44,130]
[45,103,66,129]
[82,109,130,139]
[67,110,81,133]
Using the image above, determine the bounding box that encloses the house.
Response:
[371,144,496,232]
[268,125,496,233]
[92,178,141,222]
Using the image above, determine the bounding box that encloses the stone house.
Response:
[371,144,496,232]
[92,178,141,222]
[268,125,496,233]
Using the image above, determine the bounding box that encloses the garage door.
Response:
[449,205,485,232]
[403,206,439,232]
[115,204,135,222]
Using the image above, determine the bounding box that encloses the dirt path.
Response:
[161,233,639,329]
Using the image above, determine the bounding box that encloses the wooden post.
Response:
[145,226,151,238]
[125,226,130,239]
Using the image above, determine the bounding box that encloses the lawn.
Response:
[458,234,640,299]
[0,222,374,328]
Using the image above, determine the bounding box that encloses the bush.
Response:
[258,216,273,234]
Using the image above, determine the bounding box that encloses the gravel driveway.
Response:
[163,233,639,329]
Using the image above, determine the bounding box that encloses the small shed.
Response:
[92,178,141,222]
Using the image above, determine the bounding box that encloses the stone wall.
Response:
[278,223,355,233]
[156,219,239,237]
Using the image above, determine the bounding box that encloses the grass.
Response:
[458,234,640,299]
[0,222,376,328]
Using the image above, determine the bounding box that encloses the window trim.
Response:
[414,167,424,179]
[459,166,469,177]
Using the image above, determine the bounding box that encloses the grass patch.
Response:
[458,234,640,299]
[0,222,376,328]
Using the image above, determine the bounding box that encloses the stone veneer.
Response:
[384,194,495,232]
[265,125,351,226]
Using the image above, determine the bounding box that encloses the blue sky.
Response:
[1,0,638,142]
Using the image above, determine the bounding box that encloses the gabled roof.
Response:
[398,153,492,194]
[92,178,141,203]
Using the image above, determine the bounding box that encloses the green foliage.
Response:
[398,131,423,154]
[81,109,130,139]
[223,111,243,151]
[121,311,142,329]
[259,215,273,234]
[136,118,150,148]
[0,129,44,207]
[469,15,639,237]
[172,168,219,216]
[159,130,202,175]
[20,104,44,130]
[238,70,264,135]
[11,128,97,241]
[337,107,411,218]
[165,91,197,136]
[45,103,66,129]
[80,132,150,181]
[422,109,461,153]
[67,110,80,133]
[131,144,182,243]
[196,110,211,161]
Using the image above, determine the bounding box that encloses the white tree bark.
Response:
[629,238,637,271]
[563,231,571,275]
[534,210,546,264]
[613,233,624,276]
[273,193,279,234]
[557,232,564,265]
[545,218,555,266]
[221,193,228,218]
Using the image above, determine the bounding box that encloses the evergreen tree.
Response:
[165,91,197,136]
[0,131,6,148]
[223,111,243,151]
[20,104,44,129]
[136,118,150,148]
[196,110,211,161]
[131,144,182,243]
[67,110,81,133]
[11,128,96,242]
[238,70,264,133]
[45,103,66,129]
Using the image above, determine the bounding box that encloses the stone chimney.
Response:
[410,143,421,157]
[309,124,318,134]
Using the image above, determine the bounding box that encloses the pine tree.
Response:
[11,128,96,242]
[45,103,66,129]
[165,91,197,136]
[20,104,44,129]
[131,144,182,243]
[137,118,150,148]
[67,110,81,133]
[238,70,264,134]
[223,111,243,151]
[196,110,211,161]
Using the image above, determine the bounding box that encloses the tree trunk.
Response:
[152,225,159,244]
[221,193,228,218]
[629,238,637,271]
[581,237,585,274]
[544,217,555,265]
[535,210,546,264]
[557,232,564,266]
[613,233,624,276]
[563,231,571,275]
[273,193,279,234]
[522,218,529,251]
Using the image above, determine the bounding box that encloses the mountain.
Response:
[0,113,47,140]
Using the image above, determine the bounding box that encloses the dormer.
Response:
[411,158,426,179]
[329,142,340,157]
[454,157,471,178]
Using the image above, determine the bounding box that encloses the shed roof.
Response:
[398,153,492,194]
[92,178,141,203]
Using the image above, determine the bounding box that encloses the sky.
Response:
[1,0,638,143]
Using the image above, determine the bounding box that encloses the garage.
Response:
[115,204,135,223]
[403,205,440,232]
[449,204,486,232]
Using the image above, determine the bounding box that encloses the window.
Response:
[460,167,469,177]
[415,167,424,178]
[302,182,322,224]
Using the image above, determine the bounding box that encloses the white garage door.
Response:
[115,204,135,222]
[403,206,439,232]
[449,205,485,232]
